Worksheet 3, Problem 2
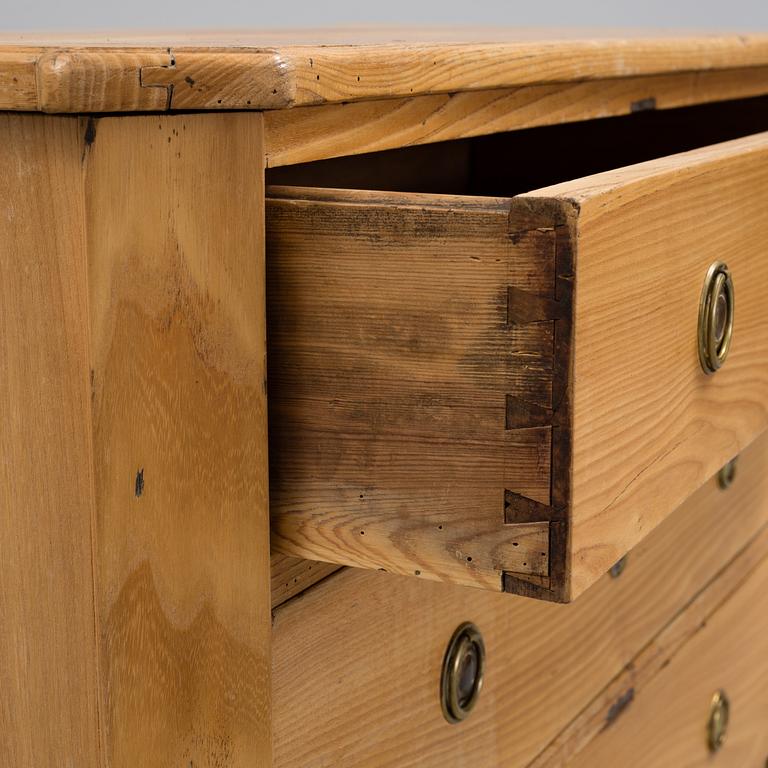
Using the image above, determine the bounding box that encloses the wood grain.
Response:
[523,130,768,597]
[272,429,768,768]
[266,186,564,592]
[0,51,38,110]
[36,49,292,113]
[36,49,173,112]
[264,66,768,167]
[84,112,271,767]
[2,31,768,112]
[0,113,102,768]
[565,538,768,768]
[268,132,768,599]
[532,525,768,767]
[270,554,340,609]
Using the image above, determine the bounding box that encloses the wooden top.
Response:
[2,28,768,113]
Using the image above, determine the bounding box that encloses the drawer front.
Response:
[272,431,768,768]
[566,550,768,768]
[536,132,768,598]
[267,131,768,601]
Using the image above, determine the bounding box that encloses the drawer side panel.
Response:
[267,189,567,591]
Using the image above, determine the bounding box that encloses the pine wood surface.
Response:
[532,525,768,767]
[270,554,340,608]
[0,113,102,768]
[2,30,768,113]
[565,539,768,768]
[266,131,768,601]
[267,187,560,593]
[523,130,768,597]
[84,112,271,767]
[271,430,768,768]
[263,66,768,167]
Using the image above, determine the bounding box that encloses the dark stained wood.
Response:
[502,203,573,602]
[266,186,568,594]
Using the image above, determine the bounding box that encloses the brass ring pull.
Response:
[440,622,485,724]
[707,689,730,753]
[698,261,734,374]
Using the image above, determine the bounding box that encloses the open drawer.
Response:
[266,127,768,602]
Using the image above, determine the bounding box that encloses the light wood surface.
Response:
[566,539,768,768]
[0,113,102,768]
[523,130,768,597]
[84,112,271,767]
[272,430,768,768]
[264,67,768,167]
[267,187,562,593]
[270,554,340,608]
[2,30,768,112]
[267,131,768,601]
[532,524,768,767]
[0,51,38,110]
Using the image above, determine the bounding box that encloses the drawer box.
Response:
[267,131,768,601]
[272,430,768,768]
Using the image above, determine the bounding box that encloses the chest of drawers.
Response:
[1,29,767,768]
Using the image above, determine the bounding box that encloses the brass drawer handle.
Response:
[440,622,485,724]
[707,689,730,753]
[699,261,734,374]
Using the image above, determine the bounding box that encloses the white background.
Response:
[2,0,767,32]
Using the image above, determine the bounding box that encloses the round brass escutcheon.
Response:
[717,457,738,490]
[707,689,730,753]
[698,261,734,374]
[440,622,486,724]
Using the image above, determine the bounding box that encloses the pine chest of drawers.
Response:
[1,29,768,768]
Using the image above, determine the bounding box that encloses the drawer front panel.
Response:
[567,551,768,768]
[272,431,768,768]
[267,132,768,601]
[532,131,768,598]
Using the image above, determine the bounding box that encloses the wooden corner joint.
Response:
[35,48,174,112]
[139,49,297,110]
[502,520,569,602]
[502,494,568,602]
[35,47,295,112]
[501,210,574,602]
[138,48,176,110]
